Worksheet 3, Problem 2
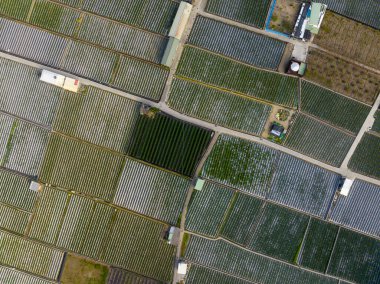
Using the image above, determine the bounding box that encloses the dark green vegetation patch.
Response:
[300,219,339,273]
[285,113,355,167]
[201,135,277,196]
[186,181,234,237]
[301,80,370,134]
[0,0,32,20]
[206,0,272,28]
[127,112,212,177]
[327,228,380,284]
[248,203,310,262]
[348,132,380,179]
[177,46,298,108]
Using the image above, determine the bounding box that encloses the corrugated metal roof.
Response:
[189,16,286,70]
[0,58,62,126]
[81,0,179,35]
[53,86,140,152]
[39,133,125,201]
[78,14,167,63]
[107,268,161,284]
[60,41,118,84]
[0,17,68,67]
[168,78,272,135]
[330,180,380,237]
[269,153,339,218]
[0,203,30,234]
[0,265,56,284]
[184,236,337,284]
[0,168,37,211]
[112,56,169,101]
[114,158,189,224]
[0,230,64,280]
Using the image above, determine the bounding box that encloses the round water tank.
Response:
[290,62,300,72]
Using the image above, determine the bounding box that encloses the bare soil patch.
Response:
[305,48,380,105]
[314,11,380,71]
[269,0,301,34]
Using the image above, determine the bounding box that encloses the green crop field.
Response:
[185,181,234,237]
[176,46,298,108]
[126,112,212,177]
[0,0,32,20]
[327,228,380,283]
[186,265,253,284]
[39,133,125,200]
[221,193,264,245]
[300,219,339,272]
[284,113,355,167]
[301,80,370,134]
[206,0,272,28]
[348,132,380,179]
[201,135,277,196]
[53,86,141,152]
[248,203,310,263]
[0,265,55,284]
[0,203,30,234]
[168,78,272,135]
[30,0,80,36]
[373,110,380,133]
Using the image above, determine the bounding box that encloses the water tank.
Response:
[290,62,300,72]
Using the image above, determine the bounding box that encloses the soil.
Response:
[305,48,380,105]
[269,0,301,34]
[262,105,296,139]
[314,11,380,71]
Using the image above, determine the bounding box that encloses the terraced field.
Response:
[188,16,286,70]
[168,78,271,135]
[126,112,212,177]
[201,135,277,196]
[185,181,234,237]
[301,80,370,134]
[206,0,272,28]
[177,46,298,108]
[348,133,380,179]
[284,113,355,167]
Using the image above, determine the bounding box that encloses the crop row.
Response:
[206,0,272,28]
[114,158,190,224]
[348,132,380,179]
[301,80,370,134]
[0,17,168,100]
[126,112,213,177]
[177,46,298,108]
[373,111,380,133]
[0,265,55,284]
[0,203,30,234]
[107,268,161,284]
[28,186,176,282]
[168,78,272,136]
[186,265,254,284]
[188,16,285,70]
[284,113,355,167]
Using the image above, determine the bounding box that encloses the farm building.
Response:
[292,2,327,40]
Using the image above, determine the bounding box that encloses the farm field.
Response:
[0,0,32,20]
[317,0,380,30]
[53,86,141,152]
[300,80,371,134]
[269,153,339,217]
[107,268,161,284]
[247,203,310,263]
[39,133,125,200]
[60,254,109,284]
[201,135,277,196]
[126,112,212,177]
[114,158,190,224]
[348,132,380,179]
[0,265,55,284]
[188,16,286,70]
[0,58,62,126]
[177,46,298,108]
[184,236,337,284]
[186,265,253,284]
[221,193,264,245]
[0,203,30,234]
[284,113,355,167]
[185,181,234,237]
[327,228,380,283]
[206,0,272,28]
[168,78,272,135]
[330,180,380,237]
[314,11,380,71]
[269,0,301,34]
[305,48,380,105]
[299,219,339,272]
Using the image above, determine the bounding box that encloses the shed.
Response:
[340,178,354,196]
[29,181,41,192]
[161,37,180,67]
[40,70,65,87]
[305,3,327,34]
[63,77,80,93]
[270,124,285,137]
[177,262,187,275]
[169,1,192,40]
[194,179,205,191]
